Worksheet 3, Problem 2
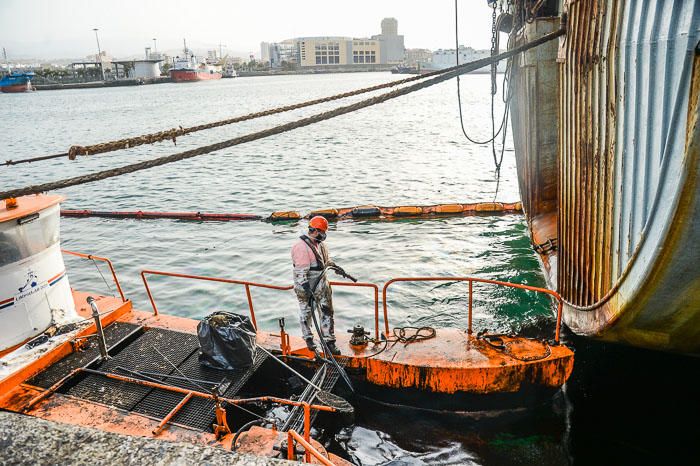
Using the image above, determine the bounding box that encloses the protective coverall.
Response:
[291,235,335,345]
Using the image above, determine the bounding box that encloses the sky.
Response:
[0,0,496,61]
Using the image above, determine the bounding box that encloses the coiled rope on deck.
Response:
[0,28,564,201]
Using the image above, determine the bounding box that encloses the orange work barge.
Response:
[0,195,574,465]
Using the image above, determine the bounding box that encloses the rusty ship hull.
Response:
[508,0,700,354]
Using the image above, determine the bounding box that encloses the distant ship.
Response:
[390,65,420,75]
[0,71,34,93]
[169,39,222,82]
[221,59,238,78]
[419,47,506,73]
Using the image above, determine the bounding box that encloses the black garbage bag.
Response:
[197,311,256,370]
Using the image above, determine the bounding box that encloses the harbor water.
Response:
[1,73,696,465]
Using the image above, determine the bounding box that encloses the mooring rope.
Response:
[0,29,565,201]
[3,57,482,167]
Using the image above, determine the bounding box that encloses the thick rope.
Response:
[4,62,480,167]
[0,29,564,201]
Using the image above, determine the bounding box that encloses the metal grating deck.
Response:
[61,326,269,432]
[64,328,198,411]
[28,322,141,389]
[283,358,345,433]
[132,349,268,430]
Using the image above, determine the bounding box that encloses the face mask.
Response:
[309,228,326,242]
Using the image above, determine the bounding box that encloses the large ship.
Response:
[505,0,700,355]
[169,40,222,82]
[419,47,507,73]
[0,71,34,93]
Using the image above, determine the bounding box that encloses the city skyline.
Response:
[0,0,497,61]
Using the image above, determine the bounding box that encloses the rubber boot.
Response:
[326,341,341,356]
[305,337,317,352]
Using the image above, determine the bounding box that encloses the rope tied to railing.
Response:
[0,28,565,201]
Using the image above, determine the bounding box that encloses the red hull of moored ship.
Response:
[1,82,31,93]
[170,70,222,82]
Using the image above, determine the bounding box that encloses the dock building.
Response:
[261,17,405,69]
[370,17,405,64]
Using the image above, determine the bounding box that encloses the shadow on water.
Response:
[565,334,700,465]
[337,390,572,466]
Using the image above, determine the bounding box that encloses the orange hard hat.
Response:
[309,215,329,232]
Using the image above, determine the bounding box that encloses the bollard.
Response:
[86,296,110,361]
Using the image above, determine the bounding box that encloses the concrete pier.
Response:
[0,411,291,466]
[33,77,172,91]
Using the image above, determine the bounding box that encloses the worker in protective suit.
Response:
[291,216,340,355]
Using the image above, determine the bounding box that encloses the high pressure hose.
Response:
[231,418,267,451]
[308,264,356,393]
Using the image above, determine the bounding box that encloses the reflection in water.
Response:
[340,391,572,465]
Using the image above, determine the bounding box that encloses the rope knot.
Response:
[68,146,88,160]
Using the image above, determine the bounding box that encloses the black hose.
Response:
[309,295,355,392]
[231,418,266,451]
[308,265,355,392]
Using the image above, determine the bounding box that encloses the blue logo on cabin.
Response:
[18,270,38,293]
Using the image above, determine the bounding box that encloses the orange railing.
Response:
[62,249,126,302]
[139,270,562,342]
[287,429,336,465]
[29,366,336,462]
[140,270,293,326]
[382,277,563,342]
[139,269,383,337]
[329,281,384,339]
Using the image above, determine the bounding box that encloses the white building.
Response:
[263,17,406,68]
[404,48,432,67]
[260,42,271,63]
[131,60,162,78]
[371,17,405,64]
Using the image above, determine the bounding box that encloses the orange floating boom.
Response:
[61,201,523,222]
[61,210,262,221]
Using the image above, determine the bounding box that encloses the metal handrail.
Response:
[287,429,336,465]
[139,269,383,337]
[138,270,561,343]
[140,269,293,325]
[329,281,384,340]
[382,277,563,342]
[62,249,126,302]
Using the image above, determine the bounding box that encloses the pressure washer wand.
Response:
[329,264,357,283]
[308,299,354,393]
[308,263,356,392]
